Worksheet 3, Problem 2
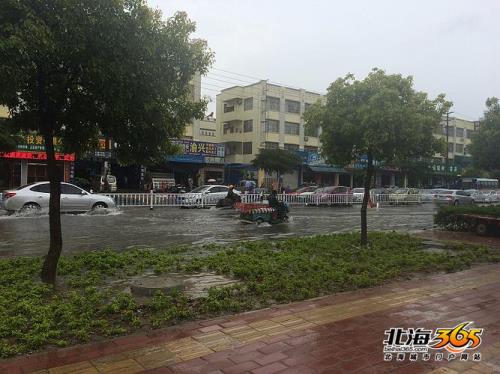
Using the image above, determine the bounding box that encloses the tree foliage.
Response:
[0,117,20,151]
[469,97,500,175]
[252,148,301,176]
[305,69,450,245]
[0,0,213,283]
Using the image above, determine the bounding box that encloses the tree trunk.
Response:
[360,152,374,246]
[41,133,63,284]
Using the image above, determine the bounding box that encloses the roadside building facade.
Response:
[217,80,331,188]
[430,116,477,187]
[0,107,76,189]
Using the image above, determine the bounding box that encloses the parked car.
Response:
[289,186,318,195]
[420,188,447,202]
[2,182,116,213]
[465,189,487,204]
[179,185,241,207]
[309,186,352,206]
[388,188,421,205]
[484,190,499,203]
[434,190,474,206]
[352,187,365,202]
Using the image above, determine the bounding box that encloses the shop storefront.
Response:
[297,150,353,187]
[167,140,225,188]
[0,135,75,189]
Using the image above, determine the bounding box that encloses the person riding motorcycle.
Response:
[268,189,288,220]
[217,185,241,208]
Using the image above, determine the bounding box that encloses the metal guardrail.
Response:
[104,192,422,208]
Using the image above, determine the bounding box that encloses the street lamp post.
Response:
[444,111,453,188]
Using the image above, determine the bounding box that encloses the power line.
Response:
[209,67,324,95]
[201,77,323,104]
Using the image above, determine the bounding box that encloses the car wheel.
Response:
[21,202,41,214]
[453,200,459,206]
[256,217,264,225]
[92,202,108,210]
[476,223,488,236]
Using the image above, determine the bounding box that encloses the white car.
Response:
[180,185,240,207]
[352,188,365,202]
[484,190,499,203]
[2,182,116,213]
[465,189,487,204]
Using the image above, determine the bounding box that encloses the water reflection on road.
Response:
[0,204,437,257]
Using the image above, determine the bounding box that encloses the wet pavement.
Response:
[0,204,437,258]
[4,262,500,373]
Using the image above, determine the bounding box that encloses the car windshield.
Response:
[190,186,210,193]
[395,189,408,193]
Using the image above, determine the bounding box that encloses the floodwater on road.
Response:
[0,204,437,257]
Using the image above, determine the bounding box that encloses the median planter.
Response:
[1,232,500,358]
[434,205,500,234]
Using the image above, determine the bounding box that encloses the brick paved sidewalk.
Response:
[2,263,500,374]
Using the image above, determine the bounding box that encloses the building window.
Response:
[264,119,279,133]
[243,142,253,154]
[285,100,300,114]
[200,129,215,137]
[456,127,464,138]
[285,122,300,135]
[266,96,280,111]
[244,97,253,111]
[284,143,299,152]
[304,103,312,113]
[224,103,234,113]
[304,146,318,153]
[243,120,253,133]
[455,143,464,154]
[305,126,319,137]
[448,143,454,153]
[465,129,474,139]
[265,142,279,149]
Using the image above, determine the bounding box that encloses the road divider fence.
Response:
[104,192,422,208]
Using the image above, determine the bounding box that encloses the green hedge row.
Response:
[434,205,500,231]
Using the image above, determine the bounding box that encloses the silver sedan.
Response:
[2,181,116,213]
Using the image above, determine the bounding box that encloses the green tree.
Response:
[0,0,212,284]
[305,69,449,245]
[252,148,301,188]
[469,98,500,175]
[0,118,19,151]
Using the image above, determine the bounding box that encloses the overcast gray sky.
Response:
[150,0,500,120]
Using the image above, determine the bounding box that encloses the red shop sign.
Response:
[0,151,75,161]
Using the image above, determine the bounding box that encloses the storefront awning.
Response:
[308,165,346,173]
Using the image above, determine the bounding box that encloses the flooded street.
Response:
[0,204,437,257]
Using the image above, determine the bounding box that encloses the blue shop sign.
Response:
[168,154,205,163]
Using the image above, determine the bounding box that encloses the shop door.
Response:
[28,163,48,184]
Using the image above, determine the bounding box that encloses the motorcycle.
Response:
[216,194,242,209]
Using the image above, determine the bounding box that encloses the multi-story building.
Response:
[217,80,331,187]
[430,116,478,186]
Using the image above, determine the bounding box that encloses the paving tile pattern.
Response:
[2,264,500,373]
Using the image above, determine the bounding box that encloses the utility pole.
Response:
[444,111,453,188]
